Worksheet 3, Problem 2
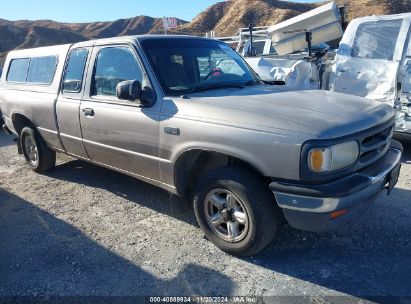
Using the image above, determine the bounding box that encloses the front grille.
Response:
[358,125,393,166]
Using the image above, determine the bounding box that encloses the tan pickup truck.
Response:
[0,35,402,255]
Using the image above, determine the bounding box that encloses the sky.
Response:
[0,0,319,23]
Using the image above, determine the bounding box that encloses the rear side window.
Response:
[27,56,57,84]
[6,56,57,84]
[7,58,30,82]
[252,41,266,55]
[63,49,89,93]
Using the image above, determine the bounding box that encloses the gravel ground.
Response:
[0,131,410,302]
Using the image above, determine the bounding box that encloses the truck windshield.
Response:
[140,38,260,96]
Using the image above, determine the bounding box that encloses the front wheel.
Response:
[193,167,280,256]
[20,126,56,173]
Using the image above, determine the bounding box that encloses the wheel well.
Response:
[174,150,267,195]
[12,113,34,136]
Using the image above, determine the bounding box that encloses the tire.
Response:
[193,166,280,256]
[20,126,56,173]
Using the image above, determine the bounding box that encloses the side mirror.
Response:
[116,80,142,101]
[139,86,156,107]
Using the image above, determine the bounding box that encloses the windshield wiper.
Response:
[189,83,246,93]
[244,79,263,86]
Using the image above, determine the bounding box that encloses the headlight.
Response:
[308,141,359,172]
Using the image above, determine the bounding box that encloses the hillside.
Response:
[1,0,411,68]
[335,0,411,21]
[173,0,318,36]
[173,0,411,36]
[12,15,182,39]
[0,15,186,67]
[0,22,88,67]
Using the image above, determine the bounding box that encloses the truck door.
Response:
[330,15,411,107]
[79,44,161,181]
[56,47,91,159]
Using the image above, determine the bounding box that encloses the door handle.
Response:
[82,108,94,117]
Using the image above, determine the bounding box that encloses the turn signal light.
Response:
[308,148,332,172]
[330,209,348,219]
[307,141,359,173]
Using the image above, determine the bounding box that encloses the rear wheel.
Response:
[20,126,56,173]
[193,167,280,256]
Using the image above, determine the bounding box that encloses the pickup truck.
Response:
[0,35,403,256]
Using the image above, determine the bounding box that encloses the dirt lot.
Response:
[0,131,410,301]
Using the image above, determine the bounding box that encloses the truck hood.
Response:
[169,85,394,138]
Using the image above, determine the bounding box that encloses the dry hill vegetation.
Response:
[172,0,411,36]
[172,0,317,36]
[0,15,186,67]
[335,0,411,21]
[1,0,411,67]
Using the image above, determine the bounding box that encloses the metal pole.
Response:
[248,24,256,57]
[339,6,347,32]
[305,31,312,57]
[163,17,167,35]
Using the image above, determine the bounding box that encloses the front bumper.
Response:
[270,140,403,232]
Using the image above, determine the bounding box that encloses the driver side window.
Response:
[92,46,143,97]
